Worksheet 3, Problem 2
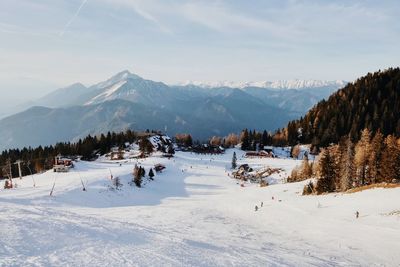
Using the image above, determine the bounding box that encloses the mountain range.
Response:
[0,71,345,150]
[177,79,346,90]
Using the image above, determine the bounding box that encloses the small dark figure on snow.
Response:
[261,202,263,207]
[272,196,274,200]
[255,205,258,211]
[148,168,155,180]
[355,211,359,219]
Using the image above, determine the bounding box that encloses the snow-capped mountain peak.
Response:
[95,70,141,89]
[176,79,346,90]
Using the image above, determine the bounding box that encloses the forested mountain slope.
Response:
[284,68,400,147]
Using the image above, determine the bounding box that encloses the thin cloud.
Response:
[179,2,294,36]
[129,3,172,34]
[0,22,52,37]
[59,0,89,37]
[101,0,172,34]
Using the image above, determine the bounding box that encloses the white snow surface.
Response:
[1,149,399,266]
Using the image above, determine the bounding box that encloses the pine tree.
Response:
[231,152,237,169]
[145,141,154,155]
[369,130,384,183]
[316,147,337,193]
[261,130,269,147]
[210,136,222,146]
[34,159,44,173]
[167,145,175,155]
[287,121,298,145]
[185,135,193,147]
[240,129,250,150]
[300,154,312,179]
[289,154,313,183]
[288,166,300,182]
[354,129,371,185]
[291,145,301,159]
[224,133,239,148]
[381,135,400,182]
[139,138,154,155]
[339,137,355,191]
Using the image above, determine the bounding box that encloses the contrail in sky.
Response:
[59,0,88,37]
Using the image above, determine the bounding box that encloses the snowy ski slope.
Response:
[1,149,399,266]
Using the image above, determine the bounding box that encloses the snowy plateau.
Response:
[1,149,399,266]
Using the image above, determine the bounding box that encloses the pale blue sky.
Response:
[0,0,399,106]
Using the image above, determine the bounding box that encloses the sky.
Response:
[0,0,399,107]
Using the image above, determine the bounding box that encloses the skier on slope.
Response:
[255,205,258,211]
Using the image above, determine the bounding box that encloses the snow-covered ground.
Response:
[1,149,399,266]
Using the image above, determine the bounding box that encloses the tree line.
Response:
[289,128,400,194]
[0,129,160,179]
[176,130,274,150]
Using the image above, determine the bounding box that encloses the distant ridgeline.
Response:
[0,130,166,179]
[282,68,400,148]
